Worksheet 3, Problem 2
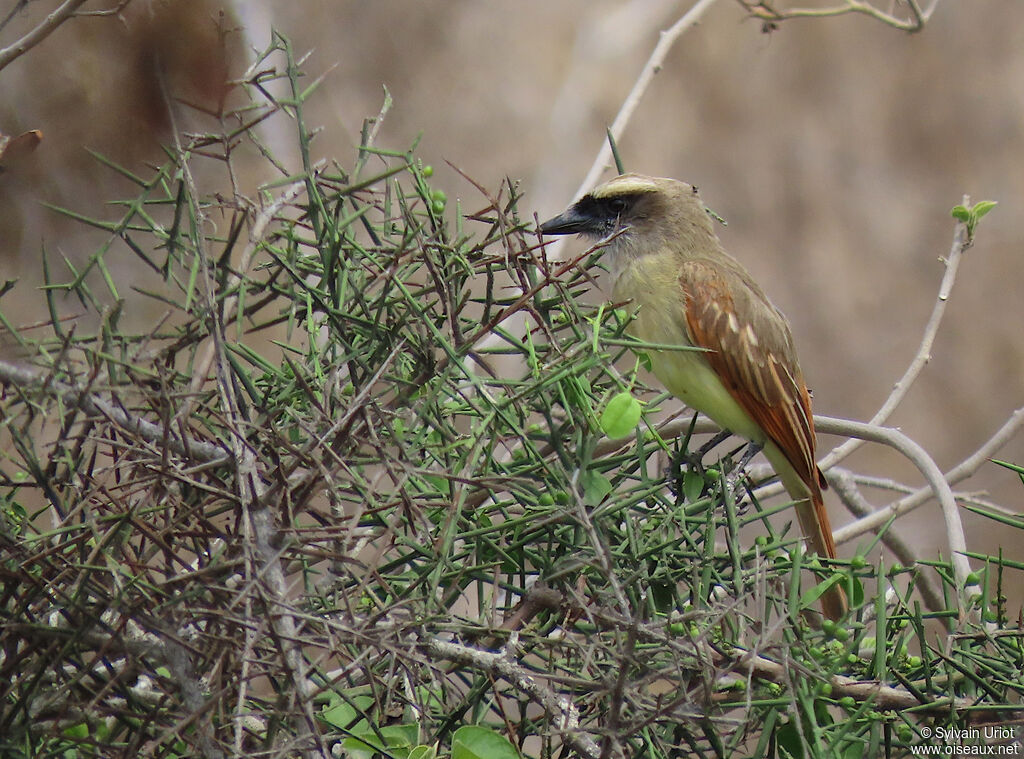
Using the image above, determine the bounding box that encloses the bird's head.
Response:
[539,173,717,273]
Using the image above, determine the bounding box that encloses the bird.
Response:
[539,173,847,620]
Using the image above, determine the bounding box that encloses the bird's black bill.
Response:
[539,206,592,236]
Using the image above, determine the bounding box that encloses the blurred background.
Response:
[1,0,1021,564]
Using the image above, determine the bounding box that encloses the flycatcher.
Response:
[540,174,847,620]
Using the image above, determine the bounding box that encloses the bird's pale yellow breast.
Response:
[612,250,768,444]
[611,250,688,346]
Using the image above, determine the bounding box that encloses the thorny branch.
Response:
[0,14,1019,756]
[165,94,328,758]
[424,635,603,759]
[0,357,230,464]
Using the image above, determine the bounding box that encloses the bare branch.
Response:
[943,405,1024,487]
[822,199,971,472]
[834,406,1024,544]
[827,467,945,612]
[814,415,972,599]
[0,0,90,73]
[736,0,940,32]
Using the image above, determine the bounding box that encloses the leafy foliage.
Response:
[0,35,1021,759]
[950,199,997,241]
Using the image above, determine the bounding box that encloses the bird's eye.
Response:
[607,198,628,214]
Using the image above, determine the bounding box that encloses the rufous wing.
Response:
[678,259,837,559]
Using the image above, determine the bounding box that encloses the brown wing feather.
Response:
[679,259,845,617]
[679,259,828,511]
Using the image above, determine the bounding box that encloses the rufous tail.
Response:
[795,487,848,621]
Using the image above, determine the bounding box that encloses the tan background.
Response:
[1,0,1021,567]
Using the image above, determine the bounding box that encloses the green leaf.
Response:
[62,722,89,740]
[599,391,642,439]
[682,469,705,503]
[950,205,970,222]
[409,746,437,759]
[320,695,372,730]
[972,200,997,219]
[581,469,613,506]
[342,724,418,759]
[452,726,520,759]
[813,697,834,727]
[775,719,805,759]
[843,741,866,759]
[561,374,591,412]
[798,572,846,610]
